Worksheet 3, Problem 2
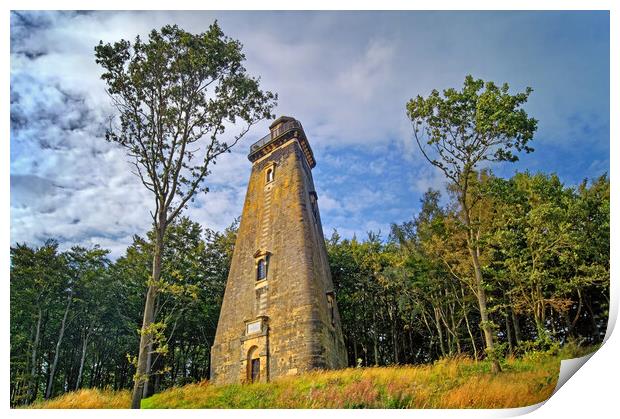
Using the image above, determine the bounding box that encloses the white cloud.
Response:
[409,165,448,195]
[9,11,609,257]
[337,39,396,102]
[183,186,246,233]
[342,187,393,213]
[317,192,344,215]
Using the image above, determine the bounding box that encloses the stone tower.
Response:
[210,116,348,384]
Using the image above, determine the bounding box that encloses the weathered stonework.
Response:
[210,116,348,384]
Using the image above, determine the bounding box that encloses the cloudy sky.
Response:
[10,10,610,258]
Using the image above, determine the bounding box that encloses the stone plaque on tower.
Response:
[210,116,348,384]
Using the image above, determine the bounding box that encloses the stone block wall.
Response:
[210,135,347,385]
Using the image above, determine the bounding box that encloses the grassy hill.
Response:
[28,345,594,409]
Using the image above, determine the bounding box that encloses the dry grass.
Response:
[438,374,552,408]
[28,345,595,409]
[28,389,131,409]
[436,367,557,408]
[141,353,565,409]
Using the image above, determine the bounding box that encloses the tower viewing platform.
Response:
[248,116,316,168]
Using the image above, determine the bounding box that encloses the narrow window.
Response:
[328,299,334,325]
[257,258,267,281]
[310,192,319,222]
[266,168,274,183]
[327,292,335,326]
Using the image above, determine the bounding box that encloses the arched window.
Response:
[266,168,274,183]
[254,250,270,281]
[257,258,267,281]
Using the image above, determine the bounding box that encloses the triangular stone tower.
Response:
[210,116,348,384]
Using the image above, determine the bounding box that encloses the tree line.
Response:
[328,171,609,367]
[10,170,609,406]
[10,217,236,406]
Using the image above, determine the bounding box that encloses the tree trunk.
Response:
[372,309,379,366]
[433,307,446,357]
[29,308,43,403]
[463,203,501,373]
[511,306,521,344]
[569,289,583,336]
[445,294,461,354]
[390,305,399,364]
[75,322,93,390]
[171,341,177,383]
[45,291,73,399]
[64,344,77,390]
[534,305,546,340]
[505,313,514,354]
[142,345,153,398]
[154,371,161,395]
[392,324,399,364]
[131,221,164,409]
[460,286,478,360]
[472,256,500,372]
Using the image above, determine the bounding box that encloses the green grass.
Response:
[142,344,595,409]
[28,344,597,409]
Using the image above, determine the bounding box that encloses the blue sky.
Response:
[10,10,610,257]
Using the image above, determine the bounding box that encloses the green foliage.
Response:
[122,217,238,391]
[406,75,537,184]
[10,242,114,404]
[406,76,539,373]
[9,217,238,407]
[94,22,276,210]
[329,170,608,368]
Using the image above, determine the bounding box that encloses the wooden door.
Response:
[250,358,260,383]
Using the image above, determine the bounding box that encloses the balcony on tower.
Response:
[248,116,316,168]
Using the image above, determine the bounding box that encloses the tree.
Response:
[568,175,609,341]
[10,241,67,405]
[105,217,237,394]
[94,22,276,408]
[488,173,572,343]
[487,172,610,346]
[406,75,537,372]
[392,190,482,361]
[67,246,111,391]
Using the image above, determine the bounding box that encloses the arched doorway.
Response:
[247,346,260,383]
